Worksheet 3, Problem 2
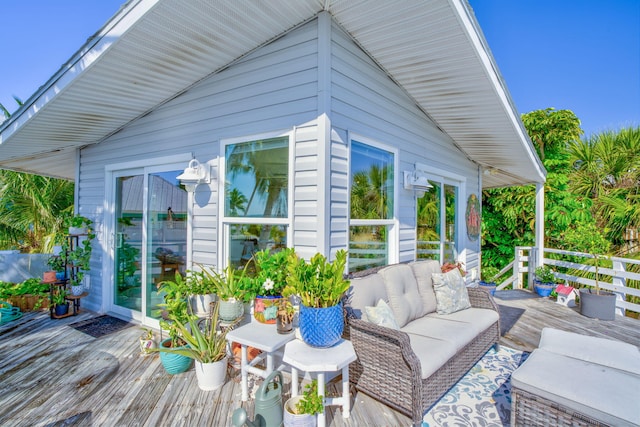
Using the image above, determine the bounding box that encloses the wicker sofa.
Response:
[344,260,500,426]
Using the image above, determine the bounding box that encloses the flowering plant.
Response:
[252,247,295,297]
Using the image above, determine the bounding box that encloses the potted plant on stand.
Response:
[157,274,194,374]
[47,255,66,281]
[52,288,69,317]
[200,263,248,322]
[284,379,323,427]
[282,250,350,348]
[533,266,556,297]
[153,302,234,391]
[186,267,218,318]
[251,248,295,324]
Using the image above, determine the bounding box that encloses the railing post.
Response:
[514,246,523,289]
[528,247,538,290]
[612,259,626,316]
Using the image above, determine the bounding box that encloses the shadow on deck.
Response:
[1,291,638,426]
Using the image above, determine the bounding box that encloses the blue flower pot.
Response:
[299,302,343,348]
[534,281,554,297]
[159,338,193,375]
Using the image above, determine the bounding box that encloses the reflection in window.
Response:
[349,141,394,272]
[416,181,458,263]
[228,223,287,269]
[225,137,289,218]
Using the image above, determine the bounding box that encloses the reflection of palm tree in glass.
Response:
[351,165,391,219]
[226,187,247,216]
[417,184,440,259]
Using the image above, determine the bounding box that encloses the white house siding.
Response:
[328,22,481,270]
[79,19,321,312]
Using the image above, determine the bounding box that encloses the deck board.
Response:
[1,291,638,426]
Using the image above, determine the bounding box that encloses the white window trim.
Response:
[348,133,399,266]
[218,129,294,268]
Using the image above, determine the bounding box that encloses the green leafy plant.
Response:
[47,255,65,272]
[251,248,296,297]
[198,263,250,301]
[0,279,49,309]
[67,215,93,230]
[283,250,350,308]
[294,380,324,415]
[152,302,232,363]
[52,288,68,307]
[534,266,556,284]
[157,273,193,347]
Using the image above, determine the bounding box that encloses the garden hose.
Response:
[0,301,23,325]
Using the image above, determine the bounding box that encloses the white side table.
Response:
[283,339,357,427]
[226,321,295,401]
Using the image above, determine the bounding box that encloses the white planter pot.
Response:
[284,396,317,427]
[190,294,216,317]
[195,358,228,391]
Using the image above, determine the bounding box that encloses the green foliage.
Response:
[534,266,556,284]
[152,302,231,363]
[197,263,249,300]
[0,170,74,253]
[251,248,296,297]
[52,287,68,306]
[0,278,48,301]
[157,273,194,346]
[47,255,65,272]
[294,380,324,415]
[283,250,350,308]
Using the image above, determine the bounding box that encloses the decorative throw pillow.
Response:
[431,269,471,315]
[364,299,400,330]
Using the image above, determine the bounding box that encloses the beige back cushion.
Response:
[346,273,388,319]
[409,260,441,314]
[379,264,425,327]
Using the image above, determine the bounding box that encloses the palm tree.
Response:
[0,171,74,252]
[568,126,640,250]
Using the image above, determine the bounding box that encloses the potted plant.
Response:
[47,255,66,281]
[199,263,248,322]
[139,328,157,355]
[479,266,499,296]
[533,266,556,297]
[52,288,69,316]
[152,302,233,390]
[0,279,49,311]
[157,273,194,374]
[283,379,323,427]
[186,267,218,317]
[282,250,350,348]
[251,248,295,324]
[276,299,295,334]
[67,215,93,235]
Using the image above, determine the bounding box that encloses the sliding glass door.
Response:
[110,166,188,324]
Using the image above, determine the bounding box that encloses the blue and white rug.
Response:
[423,346,528,427]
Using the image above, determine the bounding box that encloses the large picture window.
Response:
[349,140,395,272]
[222,135,290,267]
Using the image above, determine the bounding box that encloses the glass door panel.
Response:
[114,175,143,311]
[146,171,188,319]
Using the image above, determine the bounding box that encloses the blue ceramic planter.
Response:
[159,338,193,374]
[299,302,343,348]
[534,281,554,297]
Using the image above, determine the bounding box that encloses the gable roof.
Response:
[0,0,545,188]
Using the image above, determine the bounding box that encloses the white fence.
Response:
[0,251,50,283]
[494,246,640,315]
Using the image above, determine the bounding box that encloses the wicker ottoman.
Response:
[510,328,640,427]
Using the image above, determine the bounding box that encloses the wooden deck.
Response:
[1,291,638,427]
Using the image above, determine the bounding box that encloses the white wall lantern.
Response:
[177,158,210,193]
[404,170,432,197]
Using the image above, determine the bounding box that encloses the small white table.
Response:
[226,321,295,401]
[283,339,357,427]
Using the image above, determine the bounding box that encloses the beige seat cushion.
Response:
[346,273,388,320]
[401,312,492,352]
[379,264,425,327]
[405,333,457,379]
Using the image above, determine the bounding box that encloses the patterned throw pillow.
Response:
[431,269,471,315]
[364,299,400,330]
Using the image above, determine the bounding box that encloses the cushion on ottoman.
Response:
[538,327,640,375]
[512,349,640,427]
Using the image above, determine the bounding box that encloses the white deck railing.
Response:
[494,246,640,316]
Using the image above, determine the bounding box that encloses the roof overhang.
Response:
[0,0,545,188]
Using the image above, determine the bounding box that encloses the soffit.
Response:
[0,0,544,188]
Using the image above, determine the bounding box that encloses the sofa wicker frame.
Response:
[344,267,500,426]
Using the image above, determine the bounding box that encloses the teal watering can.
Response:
[232,370,284,427]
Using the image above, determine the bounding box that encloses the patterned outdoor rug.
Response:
[423,346,528,427]
[70,315,134,338]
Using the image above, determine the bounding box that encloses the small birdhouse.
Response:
[555,284,576,307]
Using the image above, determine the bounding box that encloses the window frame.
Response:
[218,130,294,268]
[348,133,399,271]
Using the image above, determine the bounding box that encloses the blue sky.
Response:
[1,1,638,138]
